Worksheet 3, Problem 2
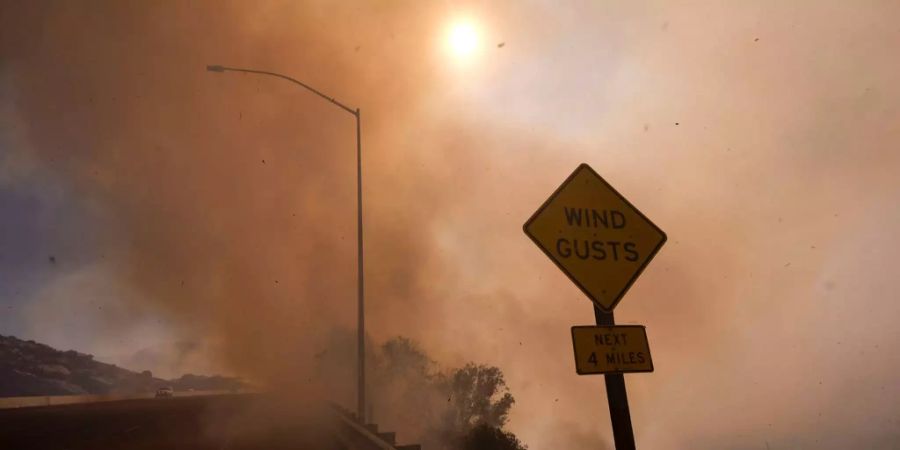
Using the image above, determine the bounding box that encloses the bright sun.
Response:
[447,21,479,59]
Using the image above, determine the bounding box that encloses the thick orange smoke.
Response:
[2,1,900,449]
[2,0,451,387]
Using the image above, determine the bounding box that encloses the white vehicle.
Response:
[155,386,174,398]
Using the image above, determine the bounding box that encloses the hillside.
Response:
[0,334,245,397]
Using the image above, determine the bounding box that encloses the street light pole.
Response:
[206,65,367,423]
[355,107,365,424]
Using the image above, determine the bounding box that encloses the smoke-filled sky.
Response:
[2,1,899,448]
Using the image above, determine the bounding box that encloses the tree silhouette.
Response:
[316,334,526,450]
[461,423,527,450]
[443,364,515,430]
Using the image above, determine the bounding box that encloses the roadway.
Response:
[0,393,345,449]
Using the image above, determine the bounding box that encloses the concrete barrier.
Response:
[0,390,245,410]
[329,403,422,450]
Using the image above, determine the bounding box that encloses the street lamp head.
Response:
[206,65,226,73]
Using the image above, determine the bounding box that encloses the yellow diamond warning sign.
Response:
[571,325,653,374]
[523,164,666,311]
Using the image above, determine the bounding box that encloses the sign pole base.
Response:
[594,306,636,450]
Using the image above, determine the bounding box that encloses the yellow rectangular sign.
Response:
[571,325,653,375]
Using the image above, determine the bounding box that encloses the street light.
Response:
[206,64,367,423]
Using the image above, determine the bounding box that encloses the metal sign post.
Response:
[595,307,635,450]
